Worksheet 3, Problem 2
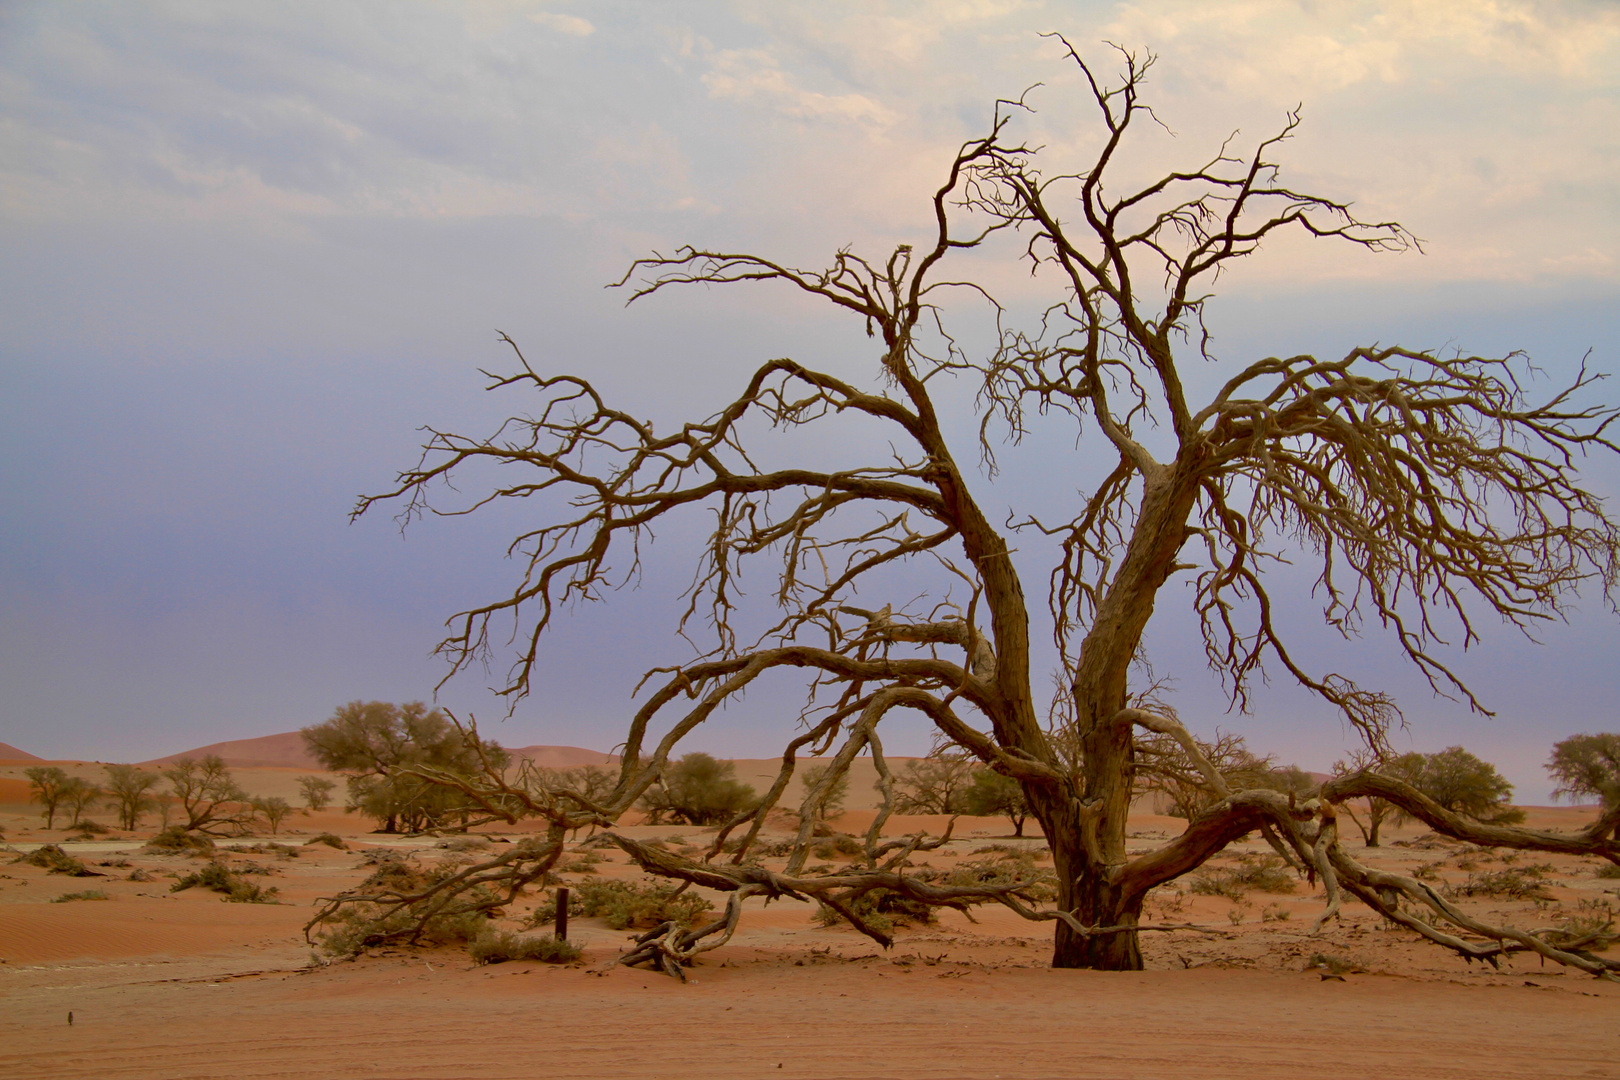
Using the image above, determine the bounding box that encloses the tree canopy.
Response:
[301,700,510,833]
[1548,733,1620,808]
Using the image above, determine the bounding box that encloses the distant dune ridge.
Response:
[0,742,43,762]
[136,730,616,771]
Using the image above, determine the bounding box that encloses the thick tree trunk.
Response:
[1047,821,1145,969]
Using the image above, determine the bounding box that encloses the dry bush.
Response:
[718,837,794,859]
[127,868,155,882]
[144,827,216,854]
[1443,865,1556,901]
[1305,953,1365,976]
[320,903,490,956]
[13,844,98,877]
[438,836,491,852]
[533,877,713,931]
[812,835,864,860]
[68,820,111,837]
[1188,854,1297,901]
[170,860,279,903]
[227,842,299,859]
[313,854,504,956]
[52,889,110,903]
[304,833,347,850]
[1535,898,1617,954]
[1595,863,1620,880]
[468,928,581,965]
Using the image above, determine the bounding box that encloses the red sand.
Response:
[1,807,1615,1079]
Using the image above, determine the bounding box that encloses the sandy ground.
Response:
[1,803,1617,1079]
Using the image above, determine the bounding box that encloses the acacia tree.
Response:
[164,756,254,834]
[301,701,511,833]
[330,44,1620,977]
[61,777,103,827]
[638,753,758,827]
[961,767,1031,837]
[892,753,977,814]
[1548,733,1620,807]
[25,766,70,829]
[103,764,162,830]
[296,775,337,812]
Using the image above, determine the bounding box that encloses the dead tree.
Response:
[339,42,1620,976]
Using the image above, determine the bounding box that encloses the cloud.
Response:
[701,48,898,129]
[528,10,594,37]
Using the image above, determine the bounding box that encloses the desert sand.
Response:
[1,761,1617,1079]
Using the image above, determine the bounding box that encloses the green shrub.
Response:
[535,877,713,930]
[68,820,111,836]
[469,928,581,965]
[1595,862,1620,880]
[13,844,97,876]
[558,851,603,873]
[1189,854,1296,900]
[812,888,937,935]
[304,833,347,849]
[52,889,110,903]
[170,860,279,903]
[144,827,216,854]
[317,895,495,956]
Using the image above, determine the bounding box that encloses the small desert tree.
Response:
[103,764,162,830]
[1337,747,1521,846]
[302,701,511,833]
[164,756,253,834]
[253,796,294,834]
[1332,749,1414,847]
[25,766,70,829]
[60,776,103,827]
[1136,730,1276,820]
[961,767,1032,837]
[296,775,337,812]
[1548,733,1620,808]
[332,43,1620,978]
[799,762,850,821]
[1402,747,1523,825]
[639,753,756,826]
[893,753,976,814]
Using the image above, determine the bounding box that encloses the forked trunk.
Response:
[1038,724,1146,971]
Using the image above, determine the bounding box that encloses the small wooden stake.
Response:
[555,886,569,940]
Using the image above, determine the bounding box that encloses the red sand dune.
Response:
[0,741,41,762]
[508,745,618,768]
[141,731,321,770]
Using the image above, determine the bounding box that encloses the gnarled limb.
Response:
[1324,773,1620,862]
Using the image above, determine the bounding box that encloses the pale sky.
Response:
[3,1,1618,801]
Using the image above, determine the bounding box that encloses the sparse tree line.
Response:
[29,721,1612,853]
[25,756,338,836]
